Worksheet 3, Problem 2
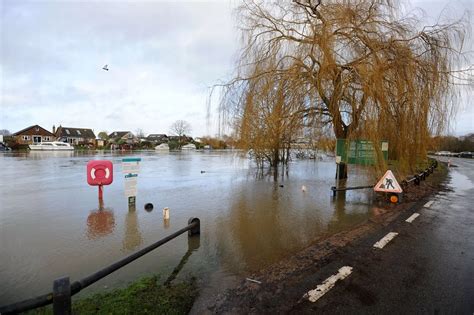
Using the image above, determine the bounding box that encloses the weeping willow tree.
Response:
[218,0,471,174]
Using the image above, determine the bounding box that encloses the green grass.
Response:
[28,276,198,315]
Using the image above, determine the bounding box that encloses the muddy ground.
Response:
[201,163,449,314]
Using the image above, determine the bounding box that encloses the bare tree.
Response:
[169,120,192,147]
[135,128,145,138]
[219,0,471,173]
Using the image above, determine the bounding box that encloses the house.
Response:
[54,125,96,145]
[146,134,168,143]
[108,131,139,144]
[12,125,56,145]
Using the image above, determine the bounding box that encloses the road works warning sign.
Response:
[374,170,403,193]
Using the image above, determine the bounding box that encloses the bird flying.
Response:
[102,64,109,71]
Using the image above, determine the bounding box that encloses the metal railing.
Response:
[331,185,374,197]
[401,159,438,188]
[0,217,201,315]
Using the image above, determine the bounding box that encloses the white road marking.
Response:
[246,278,262,284]
[373,232,399,249]
[424,200,434,208]
[305,266,353,303]
[405,213,420,223]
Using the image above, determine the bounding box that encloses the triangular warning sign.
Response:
[374,170,403,193]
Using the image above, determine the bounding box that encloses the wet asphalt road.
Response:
[293,157,474,314]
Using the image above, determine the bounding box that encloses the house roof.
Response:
[108,131,132,139]
[12,125,55,136]
[56,126,95,139]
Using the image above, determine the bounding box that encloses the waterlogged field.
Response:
[0,150,375,304]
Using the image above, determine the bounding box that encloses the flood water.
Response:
[0,151,375,304]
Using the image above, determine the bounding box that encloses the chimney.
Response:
[52,125,56,134]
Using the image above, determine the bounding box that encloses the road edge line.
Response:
[304,266,353,303]
[405,213,420,223]
[373,232,399,249]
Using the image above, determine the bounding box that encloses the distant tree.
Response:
[0,129,11,136]
[169,120,192,148]
[435,135,474,152]
[135,128,145,138]
[98,131,109,140]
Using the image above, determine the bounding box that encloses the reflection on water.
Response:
[0,151,376,304]
[86,205,115,240]
[27,150,75,159]
[163,218,170,229]
[450,170,474,192]
[122,210,142,252]
[327,193,368,233]
[164,235,200,286]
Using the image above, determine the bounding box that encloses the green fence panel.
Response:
[336,139,388,165]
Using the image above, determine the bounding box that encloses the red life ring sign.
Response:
[87,160,113,186]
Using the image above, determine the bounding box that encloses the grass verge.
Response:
[28,275,198,315]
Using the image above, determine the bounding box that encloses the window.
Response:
[66,129,70,135]
[77,130,81,135]
[43,136,50,141]
[22,135,30,141]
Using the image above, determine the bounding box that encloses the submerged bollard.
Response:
[163,207,170,220]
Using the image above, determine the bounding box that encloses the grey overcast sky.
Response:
[1,0,472,137]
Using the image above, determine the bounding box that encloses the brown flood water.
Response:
[0,150,375,304]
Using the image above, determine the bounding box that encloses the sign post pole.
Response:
[98,185,103,200]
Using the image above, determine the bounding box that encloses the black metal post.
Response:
[188,217,200,236]
[53,277,71,315]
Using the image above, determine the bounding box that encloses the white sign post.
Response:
[122,158,141,206]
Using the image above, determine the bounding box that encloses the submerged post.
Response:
[98,185,103,200]
[53,277,71,315]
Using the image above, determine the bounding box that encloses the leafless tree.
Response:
[170,120,192,147]
[135,128,145,138]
